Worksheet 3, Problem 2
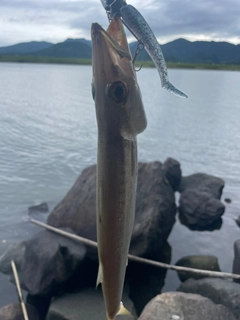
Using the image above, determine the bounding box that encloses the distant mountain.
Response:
[34,39,92,59]
[64,38,92,47]
[1,38,240,64]
[130,38,240,64]
[0,41,53,54]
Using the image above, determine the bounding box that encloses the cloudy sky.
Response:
[1,0,240,47]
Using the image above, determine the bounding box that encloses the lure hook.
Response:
[132,41,144,72]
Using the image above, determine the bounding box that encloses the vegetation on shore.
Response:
[1,54,240,71]
[0,55,91,65]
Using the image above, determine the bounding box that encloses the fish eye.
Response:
[107,81,128,104]
[91,82,95,101]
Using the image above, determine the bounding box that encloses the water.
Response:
[0,62,240,305]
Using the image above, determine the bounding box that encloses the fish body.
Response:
[91,18,147,320]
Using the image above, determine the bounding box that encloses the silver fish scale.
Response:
[121,4,188,98]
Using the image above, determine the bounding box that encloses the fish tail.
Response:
[163,81,188,98]
[107,302,131,320]
[116,301,131,317]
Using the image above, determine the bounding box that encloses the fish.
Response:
[91,17,147,320]
[100,0,187,98]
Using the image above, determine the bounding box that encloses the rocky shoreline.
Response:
[0,158,240,320]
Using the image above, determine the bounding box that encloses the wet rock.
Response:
[162,157,181,191]
[46,287,136,320]
[0,303,39,320]
[233,240,240,283]
[138,292,236,320]
[22,229,86,296]
[179,189,225,228]
[26,294,52,320]
[0,241,26,284]
[65,256,98,292]
[127,241,171,316]
[131,162,176,255]
[28,202,49,214]
[47,162,176,257]
[47,165,98,256]
[235,216,240,228]
[177,277,240,319]
[224,198,232,203]
[175,255,221,282]
[179,173,225,199]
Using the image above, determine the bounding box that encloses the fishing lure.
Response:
[100,0,188,98]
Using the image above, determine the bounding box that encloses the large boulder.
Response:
[177,277,240,319]
[175,255,221,282]
[26,294,52,320]
[162,157,181,191]
[179,189,225,229]
[46,287,136,320]
[0,303,39,320]
[179,173,225,199]
[47,165,97,243]
[127,241,171,316]
[47,162,176,257]
[138,292,236,320]
[21,229,86,296]
[233,239,240,283]
[0,241,26,283]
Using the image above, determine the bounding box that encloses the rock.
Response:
[26,294,52,320]
[138,292,236,320]
[0,241,26,284]
[28,202,49,214]
[162,157,181,191]
[175,255,221,282]
[47,165,97,243]
[179,173,225,199]
[0,303,39,320]
[177,277,240,319]
[235,216,240,228]
[179,189,225,229]
[21,229,86,296]
[47,162,176,257]
[233,240,240,283]
[46,287,136,320]
[224,198,232,203]
[127,241,171,316]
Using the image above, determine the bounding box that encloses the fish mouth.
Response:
[91,19,132,60]
[91,18,133,81]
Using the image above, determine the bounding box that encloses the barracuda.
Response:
[91,18,147,320]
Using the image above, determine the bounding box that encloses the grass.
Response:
[1,55,240,71]
[0,55,92,65]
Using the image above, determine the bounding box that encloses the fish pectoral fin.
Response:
[96,264,103,288]
[116,302,131,317]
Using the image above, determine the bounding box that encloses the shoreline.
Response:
[0,55,240,71]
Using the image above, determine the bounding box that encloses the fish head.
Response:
[91,18,147,140]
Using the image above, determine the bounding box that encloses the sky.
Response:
[1,0,240,47]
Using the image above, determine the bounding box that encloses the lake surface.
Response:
[0,62,240,306]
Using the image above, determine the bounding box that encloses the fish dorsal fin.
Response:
[116,302,131,317]
[96,264,103,288]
